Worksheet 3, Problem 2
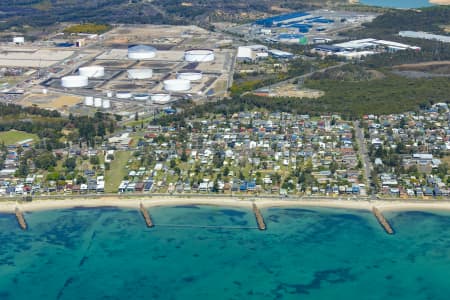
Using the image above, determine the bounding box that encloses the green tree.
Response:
[170,159,177,169]
[35,151,57,170]
[64,157,77,172]
[90,155,100,165]
[223,166,230,177]
[180,149,188,162]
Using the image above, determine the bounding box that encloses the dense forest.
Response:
[355,6,450,37]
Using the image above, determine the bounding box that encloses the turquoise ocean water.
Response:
[360,0,433,8]
[1,205,450,300]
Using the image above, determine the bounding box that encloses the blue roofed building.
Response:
[255,12,310,27]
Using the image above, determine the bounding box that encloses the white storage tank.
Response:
[184,49,214,62]
[177,70,203,81]
[94,98,102,107]
[127,68,153,79]
[102,99,111,109]
[128,45,157,60]
[61,75,88,88]
[13,36,25,44]
[163,79,191,92]
[151,93,171,104]
[133,93,150,101]
[84,96,94,106]
[116,91,132,99]
[79,66,104,78]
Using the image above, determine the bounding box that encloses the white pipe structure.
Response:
[184,49,214,62]
[61,75,88,88]
[79,66,104,78]
[163,79,191,92]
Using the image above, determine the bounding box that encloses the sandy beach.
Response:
[2,195,450,214]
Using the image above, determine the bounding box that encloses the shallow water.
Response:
[1,205,450,300]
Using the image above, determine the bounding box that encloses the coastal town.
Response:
[1,103,450,199]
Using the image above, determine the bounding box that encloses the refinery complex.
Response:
[0,25,235,120]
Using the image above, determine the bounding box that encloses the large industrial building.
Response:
[313,38,420,59]
[399,31,450,43]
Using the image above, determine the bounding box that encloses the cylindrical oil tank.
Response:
[102,99,111,109]
[61,75,88,88]
[84,96,94,106]
[127,68,153,79]
[151,93,171,104]
[79,66,104,78]
[116,91,132,99]
[128,45,157,60]
[177,70,203,81]
[184,49,214,62]
[94,97,102,107]
[163,79,191,92]
[133,93,150,101]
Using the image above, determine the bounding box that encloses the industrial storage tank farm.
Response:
[128,45,157,60]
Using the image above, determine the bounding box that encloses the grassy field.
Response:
[105,151,132,193]
[0,130,39,145]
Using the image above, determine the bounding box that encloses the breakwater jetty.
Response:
[372,206,394,235]
[15,207,27,230]
[252,203,266,230]
[139,203,154,228]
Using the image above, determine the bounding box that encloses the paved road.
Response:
[354,120,373,193]
[4,192,450,203]
[253,61,347,92]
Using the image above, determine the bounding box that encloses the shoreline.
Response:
[348,0,450,6]
[2,196,450,214]
[429,0,450,5]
